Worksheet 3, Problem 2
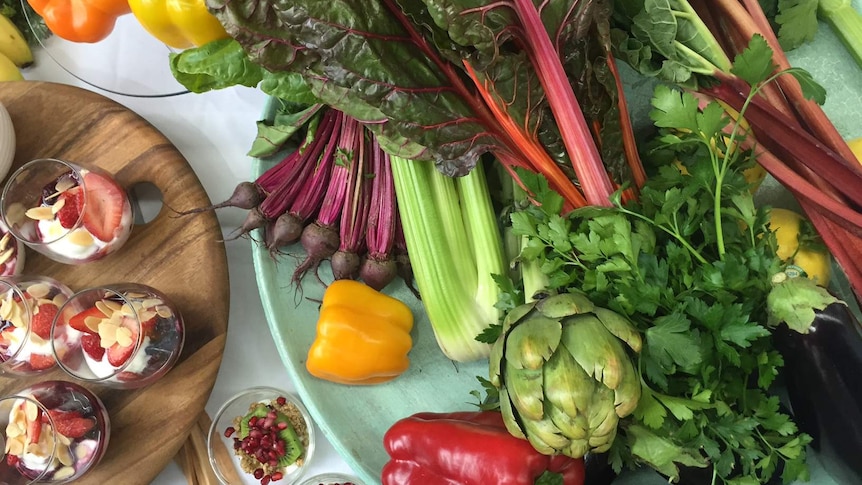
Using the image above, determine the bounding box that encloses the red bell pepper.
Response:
[382,411,585,485]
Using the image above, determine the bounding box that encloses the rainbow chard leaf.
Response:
[209,0,644,208]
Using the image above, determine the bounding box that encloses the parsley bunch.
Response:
[508,40,819,484]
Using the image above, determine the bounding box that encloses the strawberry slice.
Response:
[107,319,139,367]
[81,171,126,243]
[30,303,58,340]
[48,410,94,439]
[81,333,105,360]
[57,186,84,229]
[29,353,55,370]
[69,306,104,335]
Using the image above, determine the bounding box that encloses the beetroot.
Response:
[172,182,265,216]
[291,116,362,286]
[358,141,398,290]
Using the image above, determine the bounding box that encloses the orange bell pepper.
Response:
[27,0,131,43]
[306,280,414,385]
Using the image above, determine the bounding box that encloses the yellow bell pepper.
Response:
[768,208,832,287]
[306,280,414,385]
[128,0,229,49]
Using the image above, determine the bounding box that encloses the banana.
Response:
[0,52,23,81]
[0,14,33,67]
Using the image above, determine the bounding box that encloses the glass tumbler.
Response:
[0,275,75,375]
[0,158,134,265]
[51,283,185,389]
[0,380,110,483]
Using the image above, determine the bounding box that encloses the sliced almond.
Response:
[51,197,66,214]
[57,445,74,466]
[25,206,55,221]
[58,433,71,446]
[120,303,136,317]
[25,283,50,300]
[0,232,10,250]
[52,294,68,307]
[74,444,90,460]
[6,422,21,438]
[84,315,104,334]
[115,326,134,347]
[67,229,94,247]
[141,298,162,309]
[98,322,118,347]
[6,437,24,456]
[24,400,39,422]
[97,299,121,314]
[0,249,12,266]
[156,305,173,318]
[125,291,147,299]
[54,177,76,194]
[52,466,75,480]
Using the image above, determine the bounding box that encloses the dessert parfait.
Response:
[0,276,74,375]
[52,283,185,389]
[0,158,134,265]
[0,380,109,484]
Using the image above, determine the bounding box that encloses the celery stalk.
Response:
[390,156,506,362]
[819,0,862,68]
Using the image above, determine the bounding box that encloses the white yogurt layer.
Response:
[3,326,53,363]
[83,335,152,378]
[36,220,106,260]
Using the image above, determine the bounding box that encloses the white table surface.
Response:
[19,42,358,484]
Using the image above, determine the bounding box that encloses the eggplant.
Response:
[773,301,862,484]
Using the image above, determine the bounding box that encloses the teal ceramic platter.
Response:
[252,8,862,485]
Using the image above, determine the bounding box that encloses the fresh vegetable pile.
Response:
[159,0,862,483]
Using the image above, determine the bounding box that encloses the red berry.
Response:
[29,353,55,370]
[30,303,58,340]
[106,317,138,367]
[49,410,95,439]
[81,171,126,243]
[56,186,84,229]
[6,454,18,466]
[81,333,105,360]
[224,426,235,438]
[69,306,104,335]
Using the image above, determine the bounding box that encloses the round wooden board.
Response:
[0,81,230,484]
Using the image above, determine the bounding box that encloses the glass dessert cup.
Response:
[298,473,364,485]
[0,158,134,265]
[208,387,316,485]
[0,275,75,376]
[0,380,110,484]
[51,283,185,389]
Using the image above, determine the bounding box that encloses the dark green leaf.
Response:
[730,35,777,87]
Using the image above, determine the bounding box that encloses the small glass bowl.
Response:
[0,275,75,375]
[0,380,110,484]
[208,387,316,485]
[0,158,134,265]
[299,473,365,485]
[51,283,185,389]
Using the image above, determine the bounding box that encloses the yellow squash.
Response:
[768,208,831,287]
[306,280,414,385]
[128,0,228,49]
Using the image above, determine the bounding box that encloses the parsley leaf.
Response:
[774,0,819,50]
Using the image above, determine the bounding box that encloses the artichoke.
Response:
[489,290,642,458]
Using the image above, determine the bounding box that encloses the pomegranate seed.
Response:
[250,429,263,439]
[233,440,242,450]
[276,396,287,406]
[261,475,271,485]
[249,417,258,426]
[253,468,264,480]
[268,458,278,467]
[271,471,284,481]
[224,426,235,438]
[276,421,288,430]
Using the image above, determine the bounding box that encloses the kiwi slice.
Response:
[275,414,304,466]
[238,404,269,438]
